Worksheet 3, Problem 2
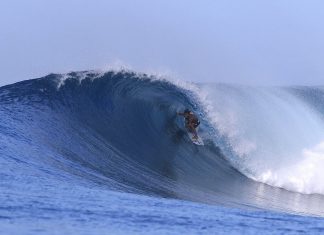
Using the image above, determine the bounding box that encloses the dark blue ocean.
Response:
[1,70,324,234]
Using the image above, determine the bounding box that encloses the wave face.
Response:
[1,71,324,216]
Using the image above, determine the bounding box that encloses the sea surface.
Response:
[1,70,324,234]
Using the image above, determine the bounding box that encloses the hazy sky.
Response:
[1,0,324,86]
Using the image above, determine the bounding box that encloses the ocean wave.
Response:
[1,70,324,215]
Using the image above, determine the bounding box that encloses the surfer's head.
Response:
[184,109,191,114]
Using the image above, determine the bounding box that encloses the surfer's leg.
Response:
[187,125,194,133]
[192,129,198,139]
[188,124,198,139]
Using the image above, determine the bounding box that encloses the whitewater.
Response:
[1,70,324,234]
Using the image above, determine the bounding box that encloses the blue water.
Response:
[1,70,324,234]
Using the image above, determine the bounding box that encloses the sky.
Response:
[1,0,324,86]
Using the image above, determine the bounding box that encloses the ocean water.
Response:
[1,70,324,234]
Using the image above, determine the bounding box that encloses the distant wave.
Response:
[1,70,324,215]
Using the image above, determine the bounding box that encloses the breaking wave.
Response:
[1,70,324,216]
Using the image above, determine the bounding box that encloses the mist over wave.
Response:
[201,84,324,195]
[1,70,324,216]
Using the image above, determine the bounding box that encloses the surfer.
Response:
[177,109,200,139]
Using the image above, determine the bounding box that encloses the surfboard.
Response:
[187,131,204,145]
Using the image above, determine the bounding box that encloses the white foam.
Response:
[198,84,324,195]
[56,70,105,89]
[257,141,324,194]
